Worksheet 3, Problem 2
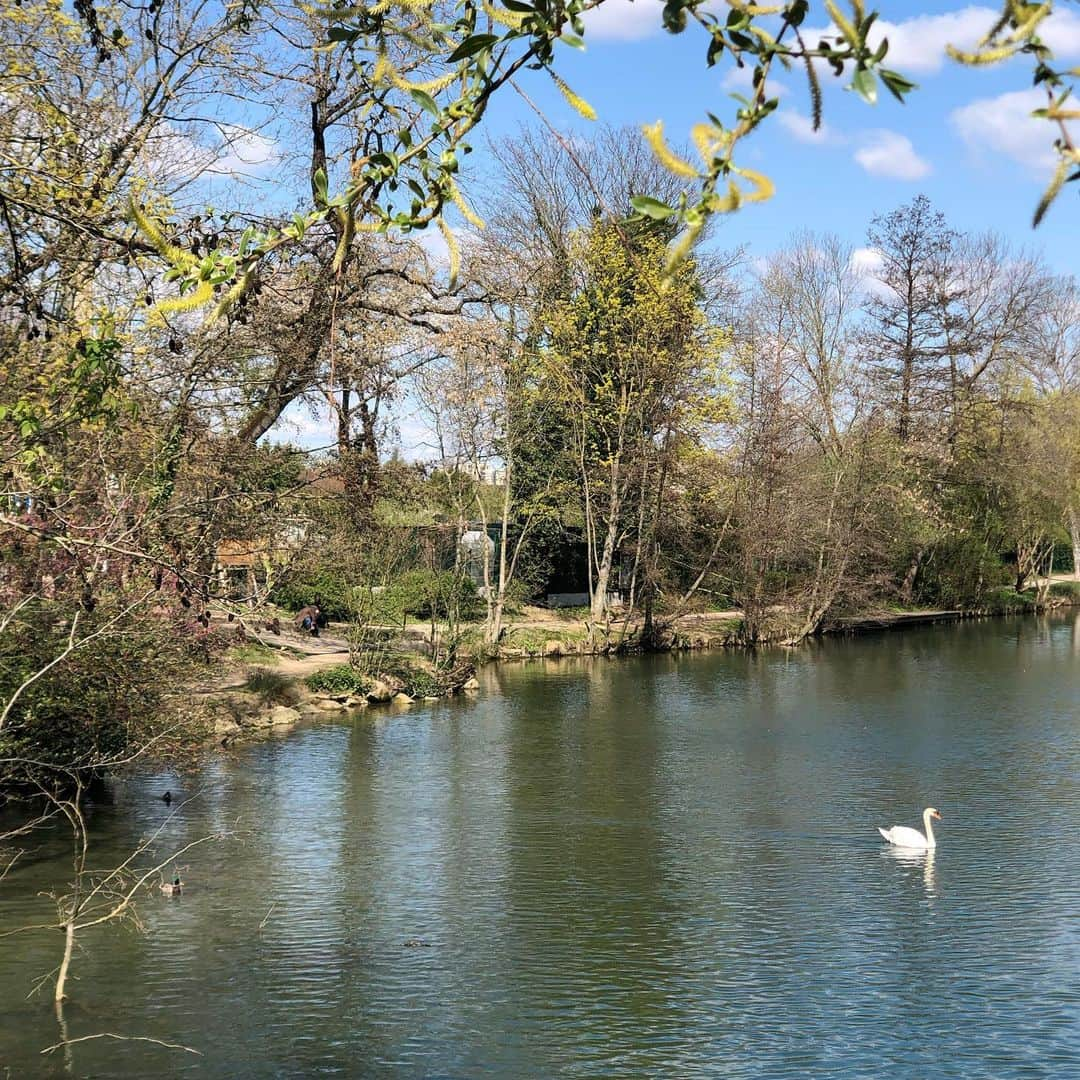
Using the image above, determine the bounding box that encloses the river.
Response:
[1,614,1078,1077]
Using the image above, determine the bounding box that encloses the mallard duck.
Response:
[159,790,172,805]
[160,875,183,895]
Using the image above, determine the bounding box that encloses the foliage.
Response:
[373,569,479,622]
[271,568,357,622]
[0,603,226,783]
[980,587,1038,615]
[305,664,371,696]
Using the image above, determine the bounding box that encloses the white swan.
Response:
[878,807,941,849]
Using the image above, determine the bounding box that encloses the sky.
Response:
[244,1,1080,453]
[494,0,1080,272]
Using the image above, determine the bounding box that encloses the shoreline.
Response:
[199,588,1080,743]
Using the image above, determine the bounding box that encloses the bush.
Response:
[0,603,225,785]
[980,587,1037,614]
[374,570,479,622]
[271,568,355,621]
[305,664,371,695]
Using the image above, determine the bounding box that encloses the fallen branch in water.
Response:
[40,1032,203,1056]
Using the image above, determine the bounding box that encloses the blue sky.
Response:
[467,0,1080,273]
[257,1,1080,452]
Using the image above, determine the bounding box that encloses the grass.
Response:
[228,640,280,665]
[243,667,297,706]
[1049,580,1080,599]
[502,625,588,652]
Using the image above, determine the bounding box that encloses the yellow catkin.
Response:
[707,181,743,214]
[824,0,858,46]
[155,278,214,318]
[1002,2,1051,45]
[438,217,460,285]
[732,165,775,203]
[691,123,722,162]
[449,181,485,229]
[946,42,1018,65]
[642,122,700,178]
[665,219,703,276]
[482,1,526,28]
[373,51,393,85]
[212,270,253,321]
[392,68,458,94]
[128,199,194,269]
[548,71,597,121]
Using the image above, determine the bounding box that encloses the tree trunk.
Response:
[899,547,923,606]
[55,919,75,1002]
[591,522,618,625]
[1068,504,1080,582]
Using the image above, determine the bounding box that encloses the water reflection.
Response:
[885,845,937,900]
[1,616,1079,1078]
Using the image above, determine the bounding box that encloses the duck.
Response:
[160,874,183,895]
[878,807,942,849]
[159,790,172,805]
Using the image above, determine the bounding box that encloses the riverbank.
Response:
[194,578,1080,742]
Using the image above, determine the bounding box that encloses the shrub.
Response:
[305,664,371,696]
[980,587,1037,614]
[0,603,224,784]
[377,569,479,622]
[271,568,355,621]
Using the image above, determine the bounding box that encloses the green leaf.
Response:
[630,195,677,220]
[410,88,440,116]
[447,33,498,62]
[312,167,329,206]
[327,27,358,43]
[850,68,878,105]
[879,68,917,103]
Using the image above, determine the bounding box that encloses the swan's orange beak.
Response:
[931,810,942,820]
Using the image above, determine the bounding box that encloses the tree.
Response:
[539,222,730,629]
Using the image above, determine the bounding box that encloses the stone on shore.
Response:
[268,705,302,727]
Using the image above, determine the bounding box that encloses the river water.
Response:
[1,615,1078,1078]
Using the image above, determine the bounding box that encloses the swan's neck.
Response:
[923,810,937,848]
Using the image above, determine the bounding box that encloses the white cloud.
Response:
[949,88,1056,173]
[581,3,1080,67]
[853,130,931,180]
[848,245,896,298]
[206,125,280,177]
[582,0,663,42]
[803,5,1080,76]
[777,110,842,145]
[145,123,279,185]
[271,400,335,449]
[857,6,995,73]
[849,246,884,276]
[1042,6,1080,55]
